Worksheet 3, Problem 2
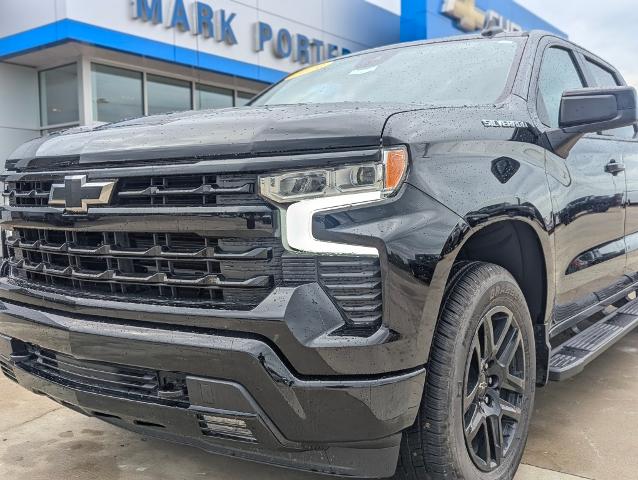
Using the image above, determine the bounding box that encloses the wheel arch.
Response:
[422,216,555,385]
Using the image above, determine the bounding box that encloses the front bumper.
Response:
[0,298,425,478]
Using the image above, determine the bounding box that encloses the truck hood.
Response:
[10,103,414,170]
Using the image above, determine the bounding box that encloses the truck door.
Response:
[578,57,638,278]
[532,41,627,336]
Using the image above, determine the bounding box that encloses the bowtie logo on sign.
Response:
[441,0,522,32]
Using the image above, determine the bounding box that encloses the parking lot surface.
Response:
[1,330,636,480]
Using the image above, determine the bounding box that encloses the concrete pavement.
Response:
[1,330,637,480]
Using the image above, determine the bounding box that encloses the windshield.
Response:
[253,38,522,107]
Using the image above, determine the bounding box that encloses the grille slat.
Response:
[8,258,272,288]
[117,183,251,197]
[2,189,50,198]
[10,237,271,260]
[37,358,158,391]
[42,354,157,384]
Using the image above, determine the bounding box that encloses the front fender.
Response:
[312,133,556,375]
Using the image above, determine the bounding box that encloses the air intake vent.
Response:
[0,355,18,383]
[17,346,189,406]
[197,413,257,443]
[283,255,383,335]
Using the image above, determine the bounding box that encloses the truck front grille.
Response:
[6,228,281,309]
[2,168,384,334]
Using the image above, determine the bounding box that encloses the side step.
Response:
[549,300,638,381]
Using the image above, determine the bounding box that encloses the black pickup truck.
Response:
[1,29,637,480]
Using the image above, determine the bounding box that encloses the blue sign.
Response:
[400,0,566,42]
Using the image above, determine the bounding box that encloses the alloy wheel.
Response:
[463,306,526,472]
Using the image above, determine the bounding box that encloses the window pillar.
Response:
[78,57,93,126]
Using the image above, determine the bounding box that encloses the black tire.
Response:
[394,262,536,480]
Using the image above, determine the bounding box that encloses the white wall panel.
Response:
[0,63,39,164]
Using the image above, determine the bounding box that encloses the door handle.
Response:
[605,159,625,175]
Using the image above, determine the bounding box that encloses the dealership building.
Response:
[0,0,562,162]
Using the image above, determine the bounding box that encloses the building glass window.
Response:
[92,64,143,123]
[39,64,79,126]
[147,74,192,115]
[236,91,254,107]
[196,84,234,110]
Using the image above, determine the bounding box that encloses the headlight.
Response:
[258,146,408,204]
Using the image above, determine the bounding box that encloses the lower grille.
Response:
[197,413,257,443]
[283,254,383,334]
[19,346,189,406]
[7,228,281,309]
[0,355,17,383]
[319,257,383,332]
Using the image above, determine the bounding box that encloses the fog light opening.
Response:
[197,413,258,443]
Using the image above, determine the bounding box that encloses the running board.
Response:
[549,300,638,381]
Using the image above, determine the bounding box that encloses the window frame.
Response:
[38,62,81,130]
[531,42,587,129]
[580,56,637,140]
[529,36,637,142]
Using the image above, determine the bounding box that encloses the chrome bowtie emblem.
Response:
[49,175,116,213]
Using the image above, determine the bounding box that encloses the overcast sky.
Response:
[367,0,638,88]
[517,0,638,88]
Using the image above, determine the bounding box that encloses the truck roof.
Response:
[323,29,563,64]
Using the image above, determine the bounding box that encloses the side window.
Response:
[537,47,585,128]
[586,59,636,139]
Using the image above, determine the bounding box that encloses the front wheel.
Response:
[395,262,536,480]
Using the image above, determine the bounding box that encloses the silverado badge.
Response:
[482,120,530,128]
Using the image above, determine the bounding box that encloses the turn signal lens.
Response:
[383,146,408,193]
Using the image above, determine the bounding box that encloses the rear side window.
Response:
[586,59,636,139]
[537,48,584,128]
[587,60,618,87]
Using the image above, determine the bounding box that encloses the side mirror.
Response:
[545,86,637,158]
